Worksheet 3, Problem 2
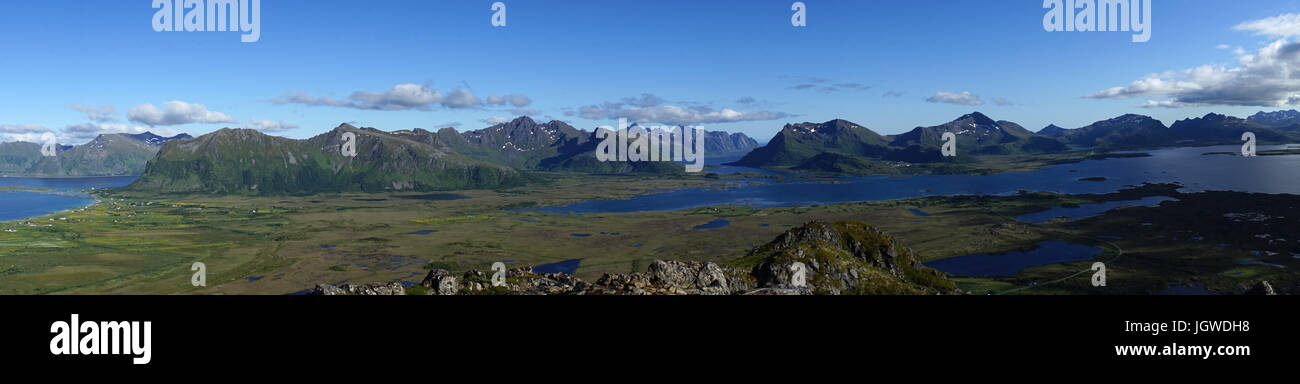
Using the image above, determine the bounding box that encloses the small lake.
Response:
[924,241,1103,277]
[532,259,582,275]
[693,218,730,230]
[0,176,137,222]
[537,145,1300,214]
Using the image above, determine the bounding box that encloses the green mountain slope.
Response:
[888,112,1066,156]
[128,124,526,195]
[1,132,189,177]
[730,220,958,295]
[1169,113,1292,145]
[730,119,890,167]
[1047,114,1174,149]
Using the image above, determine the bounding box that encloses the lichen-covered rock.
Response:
[311,281,405,295]
[305,221,958,295]
[420,269,458,295]
[1245,280,1277,295]
[736,220,959,295]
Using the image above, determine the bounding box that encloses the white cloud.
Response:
[992,97,1014,106]
[481,116,511,125]
[127,101,237,126]
[68,104,118,122]
[0,123,53,143]
[575,94,789,125]
[275,83,532,111]
[443,88,482,109]
[63,123,180,142]
[1216,44,1232,50]
[242,119,299,133]
[487,94,532,107]
[926,91,984,106]
[1087,38,1300,107]
[1234,13,1300,38]
[1135,100,1195,109]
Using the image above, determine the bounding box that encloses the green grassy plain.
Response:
[1,172,1293,295]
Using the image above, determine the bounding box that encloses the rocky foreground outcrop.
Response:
[309,220,960,295]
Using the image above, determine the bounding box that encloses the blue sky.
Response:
[4,0,1300,144]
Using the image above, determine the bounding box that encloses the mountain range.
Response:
[732,112,1066,171]
[9,109,1300,193]
[129,124,526,195]
[1248,109,1300,127]
[733,110,1300,173]
[127,117,763,195]
[0,132,190,177]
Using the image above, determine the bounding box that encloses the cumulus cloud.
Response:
[786,77,870,93]
[127,101,237,126]
[275,83,532,112]
[1,123,53,143]
[242,119,299,133]
[68,104,118,122]
[443,88,483,109]
[62,123,180,142]
[574,94,789,125]
[486,94,532,107]
[926,91,984,106]
[1135,100,1195,109]
[1233,13,1300,38]
[1086,38,1300,107]
[482,116,512,125]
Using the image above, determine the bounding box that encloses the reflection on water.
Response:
[539,145,1300,214]
[1015,196,1178,223]
[924,241,1103,277]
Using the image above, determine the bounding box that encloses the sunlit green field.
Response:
[1,172,1294,295]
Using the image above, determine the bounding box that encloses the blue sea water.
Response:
[0,176,137,222]
[923,241,1104,277]
[537,145,1300,214]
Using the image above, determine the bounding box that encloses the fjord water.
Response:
[540,145,1300,214]
[0,176,137,222]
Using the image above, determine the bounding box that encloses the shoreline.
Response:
[0,189,101,224]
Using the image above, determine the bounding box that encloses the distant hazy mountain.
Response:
[128,124,526,195]
[700,130,760,153]
[126,132,193,146]
[1169,113,1291,144]
[1247,110,1300,127]
[730,119,891,167]
[888,112,1066,156]
[0,132,189,177]
[1047,114,1174,149]
[1037,124,1069,138]
[394,117,684,174]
